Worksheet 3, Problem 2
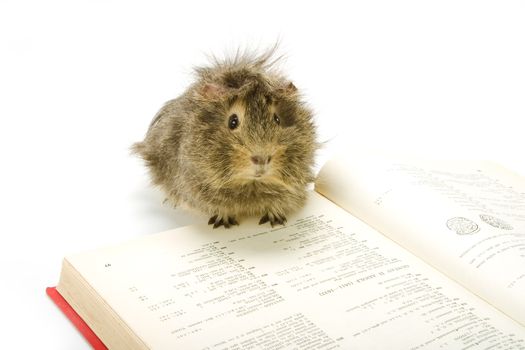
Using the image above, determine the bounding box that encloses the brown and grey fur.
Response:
[132,48,317,228]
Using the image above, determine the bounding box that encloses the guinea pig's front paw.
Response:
[259,212,287,227]
[208,215,239,229]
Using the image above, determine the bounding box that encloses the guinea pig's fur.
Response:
[132,48,318,228]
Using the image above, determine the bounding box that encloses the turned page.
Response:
[315,151,525,326]
[63,192,524,349]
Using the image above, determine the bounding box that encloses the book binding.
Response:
[46,286,108,350]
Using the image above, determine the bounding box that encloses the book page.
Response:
[315,151,525,327]
[66,192,525,349]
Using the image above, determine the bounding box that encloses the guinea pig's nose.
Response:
[251,155,271,165]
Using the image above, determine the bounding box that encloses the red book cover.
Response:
[46,287,108,350]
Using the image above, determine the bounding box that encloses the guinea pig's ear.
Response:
[195,82,226,100]
[276,81,298,96]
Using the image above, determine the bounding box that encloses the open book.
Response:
[50,152,525,349]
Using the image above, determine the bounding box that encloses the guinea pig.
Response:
[132,48,318,228]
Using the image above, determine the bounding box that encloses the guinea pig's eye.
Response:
[228,114,239,130]
[273,113,280,125]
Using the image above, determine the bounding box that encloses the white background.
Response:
[1,0,524,348]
